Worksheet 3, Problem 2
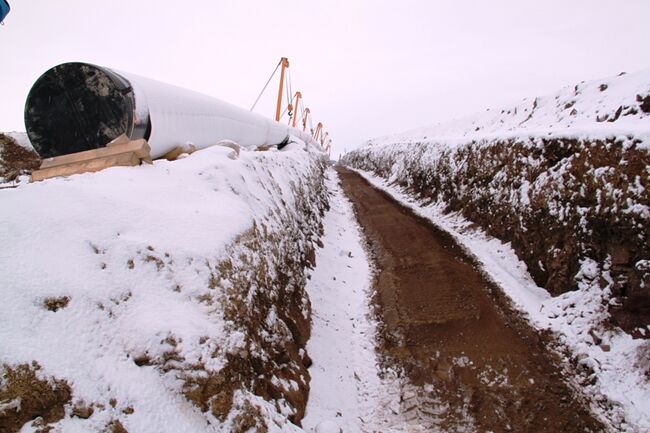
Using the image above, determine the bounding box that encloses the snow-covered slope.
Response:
[0,142,328,433]
[342,69,650,432]
[370,69,650,147]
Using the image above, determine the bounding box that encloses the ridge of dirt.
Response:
[342,138,650,336]
[0,133,41,181]
[337,166,606,433]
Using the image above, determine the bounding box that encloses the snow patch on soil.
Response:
[4,132,33,151]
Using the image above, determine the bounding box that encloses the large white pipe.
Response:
[25,62,321,159]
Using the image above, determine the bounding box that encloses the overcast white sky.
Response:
[1,0,649,156]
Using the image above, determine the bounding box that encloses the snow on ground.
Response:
[369,69,650,148]
[302,169,378,433]
[0,142,325,433]
[303,169,417,433]
[352,168,650,433]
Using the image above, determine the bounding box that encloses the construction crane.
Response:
[275,57,290,122]
[290,92,302,128]
[250,57,331,152]
[313,122,323,143]
[302,108,311,133]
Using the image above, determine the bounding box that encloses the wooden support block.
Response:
[162,146,186,161]
[39,139,151,169]
[161,144,198,161]
[105,134,131,147]
[31,152,141,182]
[31,139,152,182]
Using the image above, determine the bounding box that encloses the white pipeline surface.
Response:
[120,70,294,157]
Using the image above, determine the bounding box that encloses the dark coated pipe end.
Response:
[24,62,136,158]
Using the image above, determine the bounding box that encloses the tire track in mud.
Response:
[337,166,605,433]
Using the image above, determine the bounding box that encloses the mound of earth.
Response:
[0,133,41,182]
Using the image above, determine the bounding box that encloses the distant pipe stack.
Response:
[25,62,321,159]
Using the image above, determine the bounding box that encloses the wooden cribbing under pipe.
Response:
[31,135,152,182]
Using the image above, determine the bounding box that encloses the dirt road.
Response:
[337,167,604,433]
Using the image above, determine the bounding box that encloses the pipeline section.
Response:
[25,62,321,159]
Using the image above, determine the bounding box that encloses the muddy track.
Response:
[336,167,605,433]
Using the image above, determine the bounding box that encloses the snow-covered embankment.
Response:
[342,70,650,431]
[0,142,327,433]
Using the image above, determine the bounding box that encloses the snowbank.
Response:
[369,69,650,147]
[0,142,328,433]
[342,70,650,432]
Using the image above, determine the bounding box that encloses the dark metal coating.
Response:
[24,63,149,158]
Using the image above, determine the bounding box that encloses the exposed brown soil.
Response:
[107,419,129,433]
[337,167,606,433]
[0,134,41,181]
[0,363,71,433]
[42,296,70,312]
[342,138,650,336]
[71,401,94,419]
